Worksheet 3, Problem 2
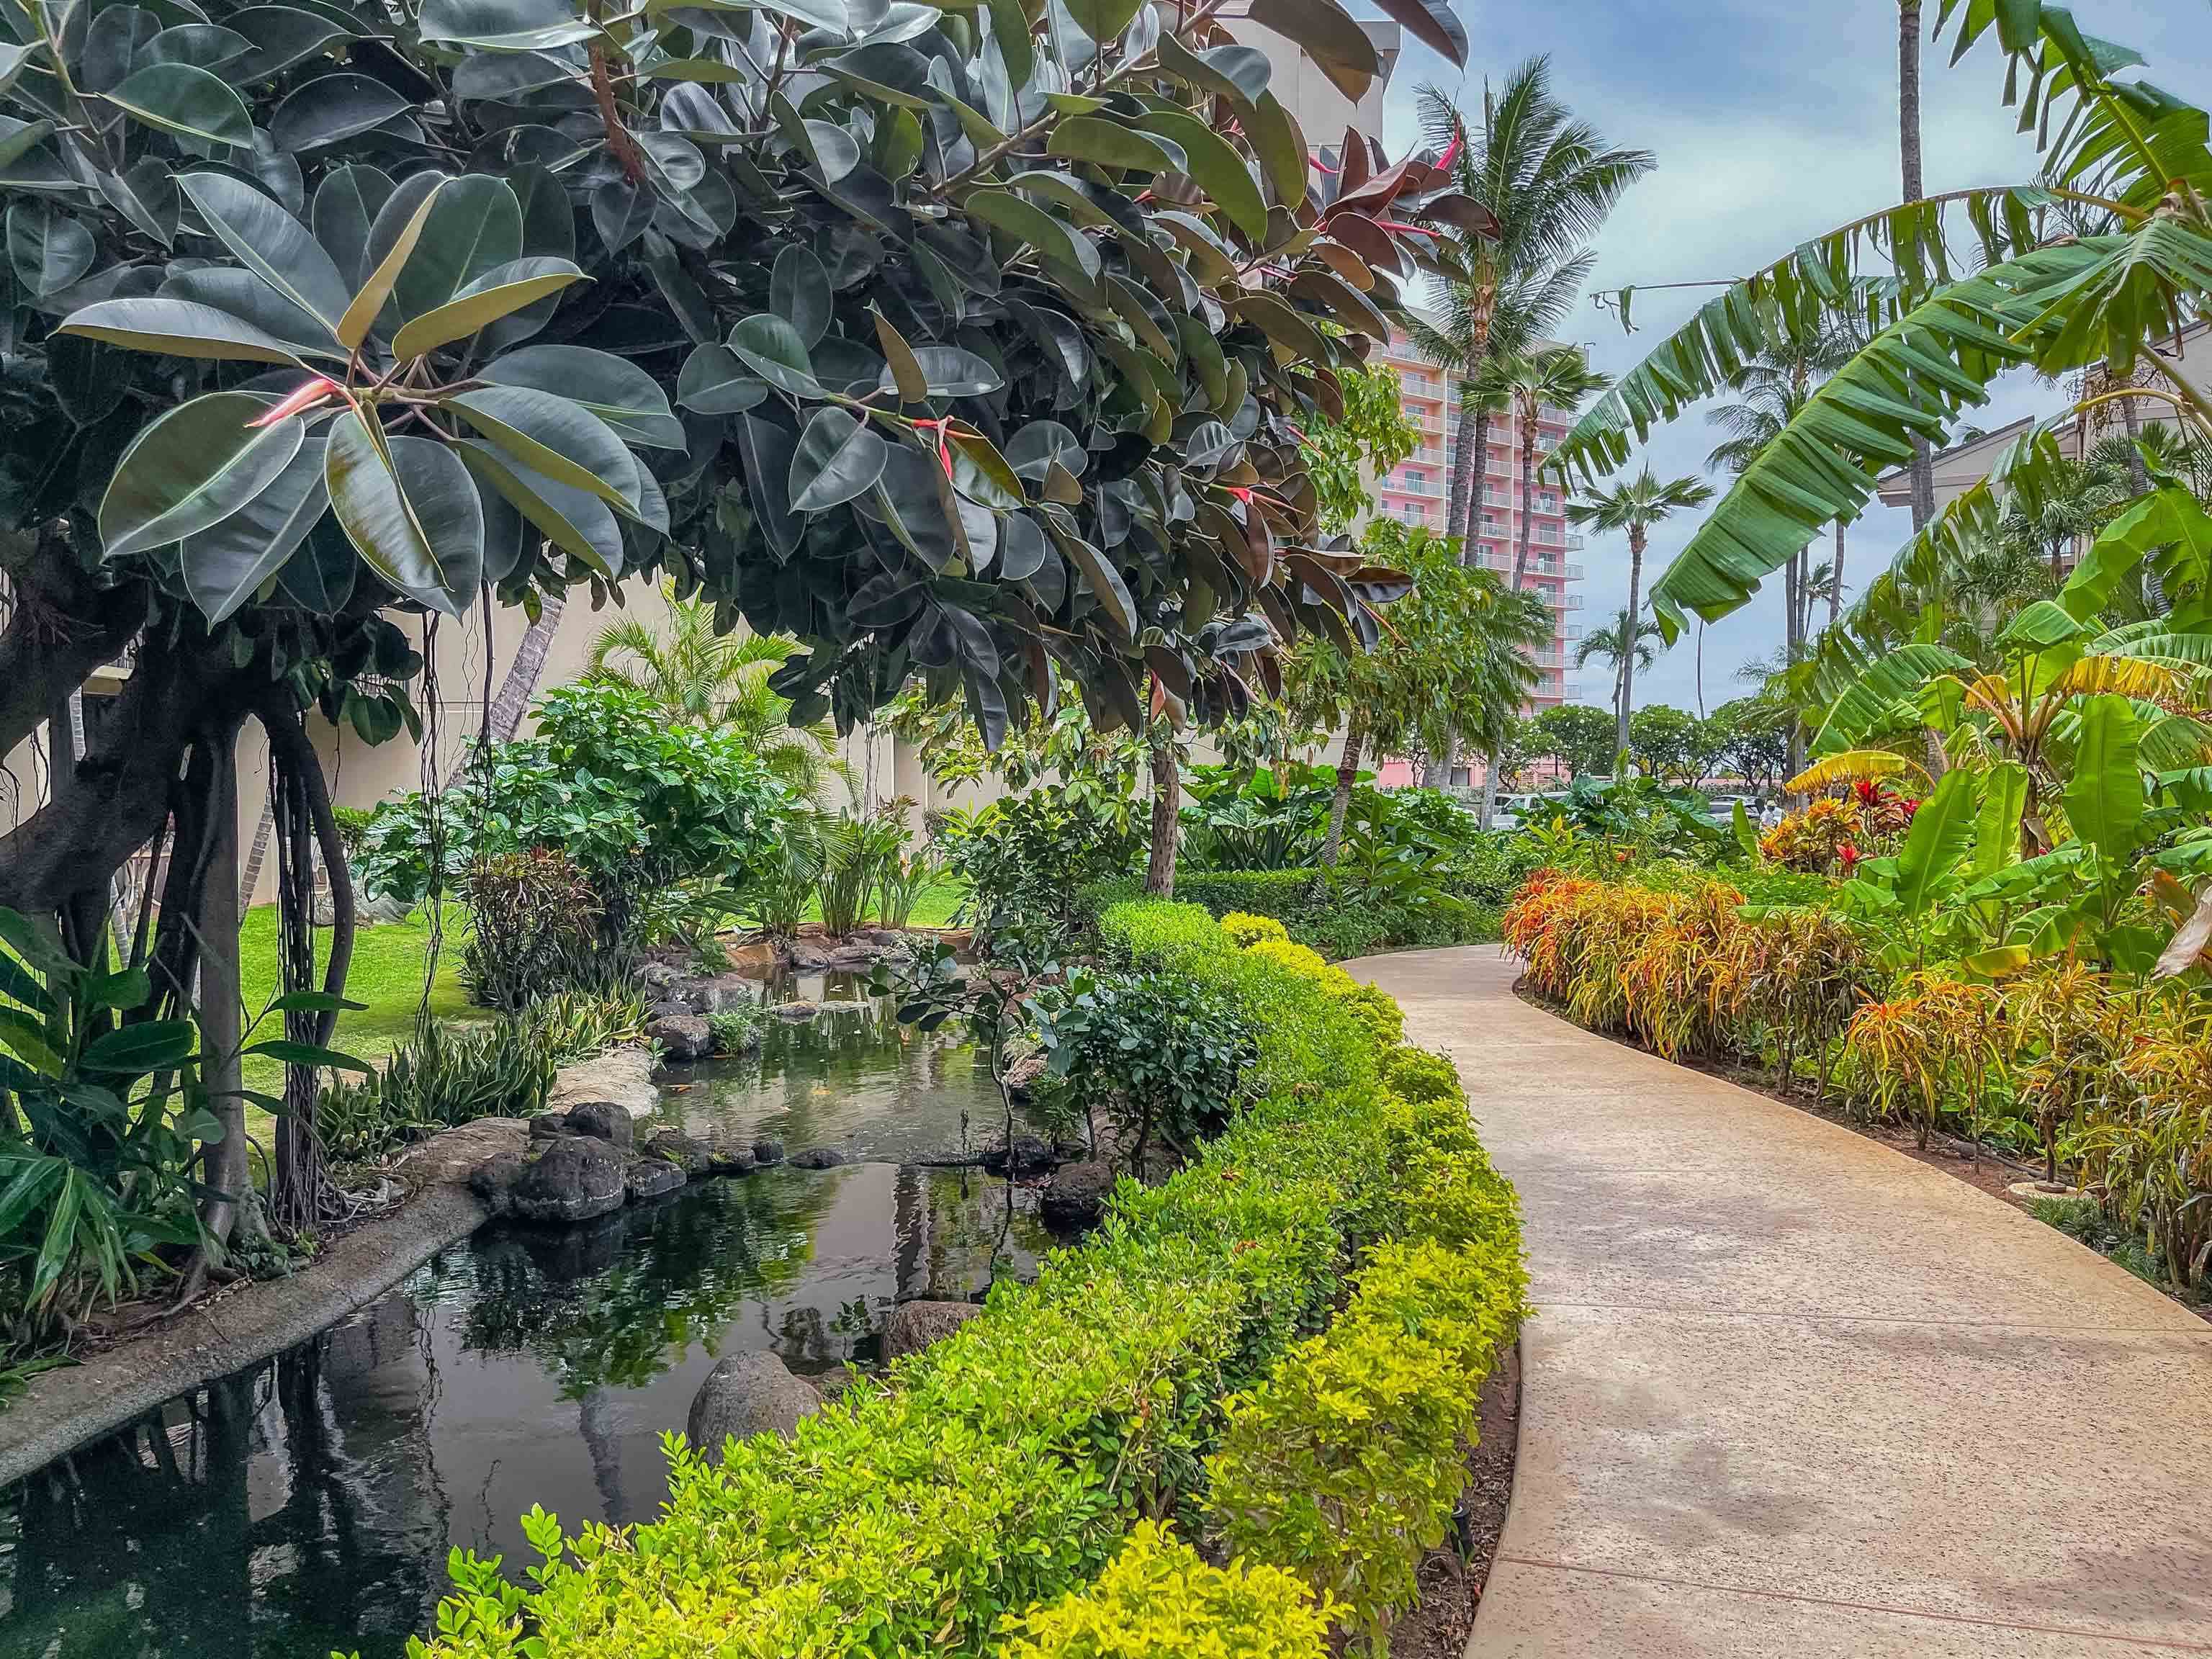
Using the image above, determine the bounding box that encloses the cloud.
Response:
[1341,0,2212,715]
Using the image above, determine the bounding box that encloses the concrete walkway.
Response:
[1352,947,2212,1658]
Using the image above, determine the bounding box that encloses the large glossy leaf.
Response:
[1046,117,1186,174]
[8,200,94,298]
[177,171,349,339]
[276,513,356,612]
[457,439,621,577]
[727,313,821,396]
[675,343,769,413]
[788,406,886,511]
[963,189,1100,284]
[446,385,637,508]
[2066,694,2146,863]
[392,175,521,323]
[1891,767,1977,920]
[1246,0,1377,99]
[325,408,481,613]
[1362,0,1465,65]
[337,177,441,349]
[737,413,803,559]
[769,243,832,347]
[106,63,254,145]
[2062,485,2212,624]
[99,391,306,561]
[1136,110,1267,243]
[159,266,341,356]
[480,344,685,450]
[418,0,600,49]
[391,256,585,359]
[230,7,354,81]
[57,295,308,364]
[877,346,1002,398]
[1248,91,1308,209]
[312,163,395,291]
[269,71,409,150]
[179,435,329,621]
[147,24,255,70]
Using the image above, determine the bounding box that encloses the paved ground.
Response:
[1352,947,2212,1658]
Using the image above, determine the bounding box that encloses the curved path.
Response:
[1351,947,2212,1658]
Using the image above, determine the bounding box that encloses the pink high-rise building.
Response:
[1365,325,1586,718]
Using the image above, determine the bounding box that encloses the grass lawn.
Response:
[235,903,480,1100]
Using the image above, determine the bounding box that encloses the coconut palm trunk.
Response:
[488,590,568,744]
[1831,521,1846,627]
[1509,403,1539,590]
[1900,1,1937,531]
[1617,527,1645,770]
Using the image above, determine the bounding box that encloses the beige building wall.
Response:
[1221,10,1399,136]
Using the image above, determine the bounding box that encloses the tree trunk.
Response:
[1446,310,1493,549]
[1479,749,1501,829]
[487,589,567,743]
[1319,709,1366,868]
[1422,734,1457,788]
[1900,1,1937,530]
[195,723,251,1256]
[1143,724,1179,896]
[1694,622,1706,719]
[1830,521,1846,628]
[1618,531,1645,772]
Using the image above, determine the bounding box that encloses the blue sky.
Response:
[1352,0,2212,715]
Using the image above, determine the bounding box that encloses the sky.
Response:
[1348,0,2212,716]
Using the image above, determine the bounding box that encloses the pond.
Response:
[0,1000,1051,1659]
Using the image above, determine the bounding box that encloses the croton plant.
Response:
[1,0,1495,742]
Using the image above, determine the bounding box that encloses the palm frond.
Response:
[1786,750,1933,795]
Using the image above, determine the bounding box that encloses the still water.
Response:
[0,999,1046,1659]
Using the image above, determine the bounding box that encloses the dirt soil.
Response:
[1367,1341,1521,1659]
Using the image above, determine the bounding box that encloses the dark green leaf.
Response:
[106,62,254,146]
[418,0,599,49]
[230,6,354,81]
[244,1038,373,1073]
[8,201,94,298]
[446,384,639,508]
[99,390,306,560]
[180,434,329,622]
[325,408,482,613]
[81,1020,197,1073]
[788,406,886,511]
[392,174,521,323]
[391,256,585,359]
[311,163,395,290]
[457,439,621,577]
[727,313,822,397]
[481,343,684,449]
[177,171,349,338]
[770,244,832,347]
[675,343,769,413]
[56,295,307,364]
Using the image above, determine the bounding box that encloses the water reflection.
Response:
[0,1012,1057,1659]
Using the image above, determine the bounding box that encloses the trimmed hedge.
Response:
[402,902,1523,1659]
[1081,869,1500,961]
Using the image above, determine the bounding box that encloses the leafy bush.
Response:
[1145,869,1496,960]
[1382,1048,1462,1105]
[816,813,909,938]
[317,1019,558,1164]
[1028,966,1258,1172]
[708,1005,764,1056]
[940,788,1144,925]
[999,1521,1333,1659]
[1220,912,1291,947]
[461,850,604,1013]
[526,982,653,1069]
[401,901,1523,1659]
[358,684,793,945]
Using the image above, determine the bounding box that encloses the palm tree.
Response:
[1480,346,1607,590]
[587,594,852,802]
[1899,0,1936,531]
[1411,61,1653,550]
[1567,468,1714,770]
[1705,332,1861,658]
[1575,608,1663,732]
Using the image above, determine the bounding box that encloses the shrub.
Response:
[1028,966,1259,1172]
[526,982,652,1069]
[1145,868,1498,960]
[940,788,1143,925]
[816,812,909,937]
[461,850,605,1012]
[1383,1048,1462,1105]
[998,1522,1333,1659]
[1220,912,1292,947]
[318,1019,559,1164]
[708,1005,764,1056]
[400,901,1523,1659]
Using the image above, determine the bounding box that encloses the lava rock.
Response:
[1041,1160,1115,1229]
[882,1300,981,1360]
[1004,1049,1048,1100]
[646,1010,714,1061]
[564,1100,636,1149]
[469,1152,529,1218]
[685,1352,820,1455]
[626,1157,687,1201]
[510,1136,627,1224]
[784,940,835,971]
[773,999,821,1023]
[707,1141,757,1176]
[751,1137,786,1166]
[823,945,877,973]
[527,1112,572,1141]
[640,963,705,1007]
[700,974,765,1015]
[983,1134,1056,1176]
[788,1146,848,1169]
[643,1129,713,1176]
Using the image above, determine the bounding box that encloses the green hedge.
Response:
[1080,869,1500,961]
[404,901,1524,1659]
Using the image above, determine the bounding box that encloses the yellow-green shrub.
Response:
[1221,911,1292,947]
[998,1521,1332,1659]
[403,900,1521,1659]
[1382,1047,1461,1105]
